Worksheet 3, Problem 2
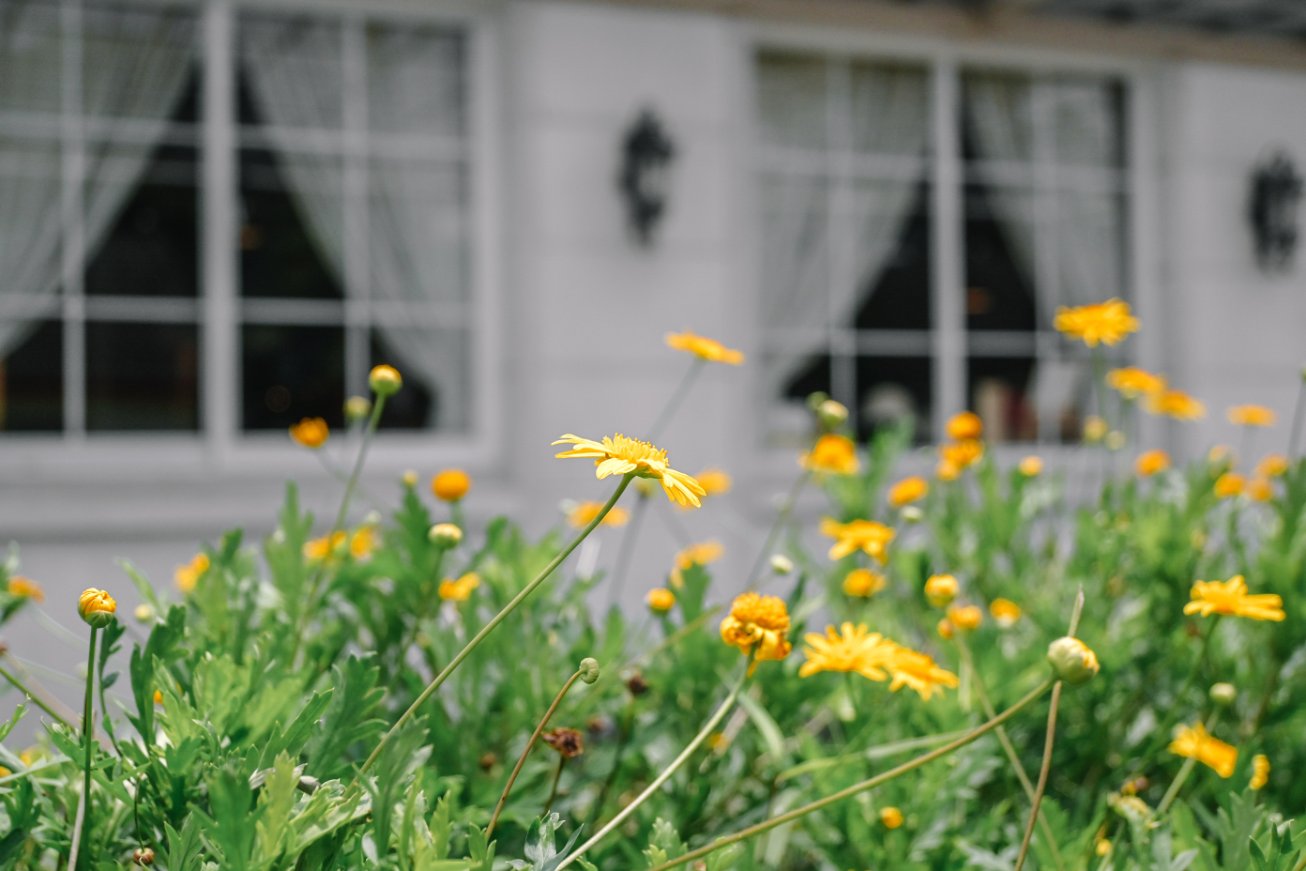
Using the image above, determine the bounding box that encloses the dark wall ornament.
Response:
[618,109,675,246]
[1248,150,1302,273]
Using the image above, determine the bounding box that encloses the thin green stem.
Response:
[606,495,650,609]
[1014,680,1064,871]
[331,395,387,537]
[0,663,75,730]
[543,757,567,816]
[67,626,98,871]
[557,664,749,869]
[1155,711,1218,818]
[487,668,584,838]
[647,359,704,442]
[645,676,1055,871]
[747,470,812,589]
[359,475,633,776]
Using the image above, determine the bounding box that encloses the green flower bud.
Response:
[428,523,463,548]
[1209,682,1237,707]
[816,399,849,431]
[368,364,403,397]
[343,395,372,422]
[579,657,600,684]
[769,554,794,575]
[1047,636,1099,685]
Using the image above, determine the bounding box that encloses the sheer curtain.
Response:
[0,1,195,357]
[757,58,929,401]
[241,18,469,429]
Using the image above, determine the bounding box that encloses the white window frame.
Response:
[736,22,1163,469]
[0,0,504,481]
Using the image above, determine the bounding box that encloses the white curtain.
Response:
[757,58,929,400]
[241,18,469,430]
[0,1,196,357]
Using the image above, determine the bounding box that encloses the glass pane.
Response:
[0,320,62,432]
[238,15,343,130]
[850,179,931,330]
[1052,77,1125,168]
[86,142,198,297]
[855,355,932,442]
[369,327,462,432]
[964,182,1038,332]
[366,22,466,138]
[81,3,198,123]
[756,51,828,151]
[759,173,828,330]
[369,157,469,308]
[241,323,344,430]
[239,147,344,300]
[86,321,198,431]
[0,136,62,309]
[968,354,1092,444]
[1055,189,1128,308]
[848,62,930,156]
[0,1,63,114]
[962,71,1034,165]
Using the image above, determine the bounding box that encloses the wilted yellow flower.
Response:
[368,364,403,396]
[820,518,895,563]
[7,576,44,603]
[77,588,117,627]
[1228,404,1276,427]
[438,572,480,602]
[567,502,630,529]
[174,553,210,593]
[1135,449,1171,477]
[1053,298,1139,347]
[946,411,983,441]
[432,469,471,502]
[1083,415,1109,443]
[1250,753,1270,790]
[887,647,959,700]
[990,598,1022,627]
[1184,575,1284,622]
[924,574,959,608]
[1213,473,1245,499]
[695,468,732,496]
[879,807,904,829]
[554,433,706,508]
[1107,367,1166,399]
[720,592,792,662]
[801,433,860,475]
[647,587,676,612]
[842,568,886,598]
[1246,477,1274,502]
[947,604,982,632]
[1146,389,1206,420]
[289,417,329,449]
[799,622,900,681]
[940,439,984,471]
[1256,454,1289,478]
[665,330,744,365]
[1018,456,1043,477]
[887,476,928,508]
[1168,722,1237,778]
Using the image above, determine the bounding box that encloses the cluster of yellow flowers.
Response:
[937,412,984,481]
[799,622,960,701]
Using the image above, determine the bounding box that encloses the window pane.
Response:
[1052,77,1125,168]
[850,179,931,331]
[239,147,344,300]
[369,326,463,432]
[241,323,344,430]
[81,2,198,123]
[366,22,466,138]
[756,51,828,151]
[968,354,1090,444]
[238,15,343,130]
[1056,189,1128,308]
[369,157,469,309]
[963,71,1034,165]
[964,182,1037,333]
[759,173,829,330]
[848,62,930,157]
[855,355,932,442]
[86,320,198,431]
[0,320,62,432]
[0,1,63,115]
[0,136,62,316]
[86,141,199,297]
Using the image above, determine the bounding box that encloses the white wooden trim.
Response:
[931,56,964,439]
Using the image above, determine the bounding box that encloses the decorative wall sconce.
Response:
[618,109,675,246]
[1248,150,1302,272]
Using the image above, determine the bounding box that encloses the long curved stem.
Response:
[487,668,584,838]
[648,359,704,442]
[557,665,750,869]
[644,676,1054,871]
[0,662,75,730]
[1014,681,1064,871]
[746,470,811,588]
[359,475,633,776]
[66,626,98,871]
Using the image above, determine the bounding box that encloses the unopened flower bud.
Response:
[769,554,794,575]
[578,657,600,684]
[133,847,155,866]
[1083,416,1108,444]
[1047,636,1099,685]
[343,395,372,423]
[1105,431,1126,451]
[1209,682,1237,707]
[402,469,419,488]
[816,399,849,431]
[805,391,830,413]
[133,603,155,623]
[428,523,462,548]
[77,588,117,628]
[900,505,924,523]
[368,364,403,397]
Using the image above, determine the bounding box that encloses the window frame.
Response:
[738,21,1163,466]
[0,0,503,479]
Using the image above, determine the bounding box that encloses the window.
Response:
[756,48,1131,445]
[0,0,481,441]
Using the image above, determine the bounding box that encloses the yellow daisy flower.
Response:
[1250,753,1270,790]
[694,468,733,496]
[1184,575,1284,622]
[842,568,886,598]
[1106,367,1166,399]
[1146,389,1206,420]
[939,439,984,471]
[1227,404,1276,427]
[174,553,210,594]
[664,331,744,365]
[1168,722,1237,778]
[647,587,675,612]
[801,433,860,475]
[879,807,904,829]
[1018,456,1043,477]
[669,540,724,587]
[720,592,792,662]
[887,476,928,508]
[1213,473,1245,499]
[1135,449,1171,477]
[567,501,631,529]
[1255,454,1289,478]
[924,574,959,608]
[1053,298,1139,347]
[438,572,480,602]
[432,469,472,502]
[886,647,960,700]
[989,598,1022,627]
[946,411,983,441]
[820,518,895,563]
[288,416,329,449]
[7,576,45,603]
[1246,477,1274,502]
[553,433,706,508]
[798,623,900,681]
[946,604,982,632]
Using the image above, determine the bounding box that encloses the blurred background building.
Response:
[2,0,1305,697]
